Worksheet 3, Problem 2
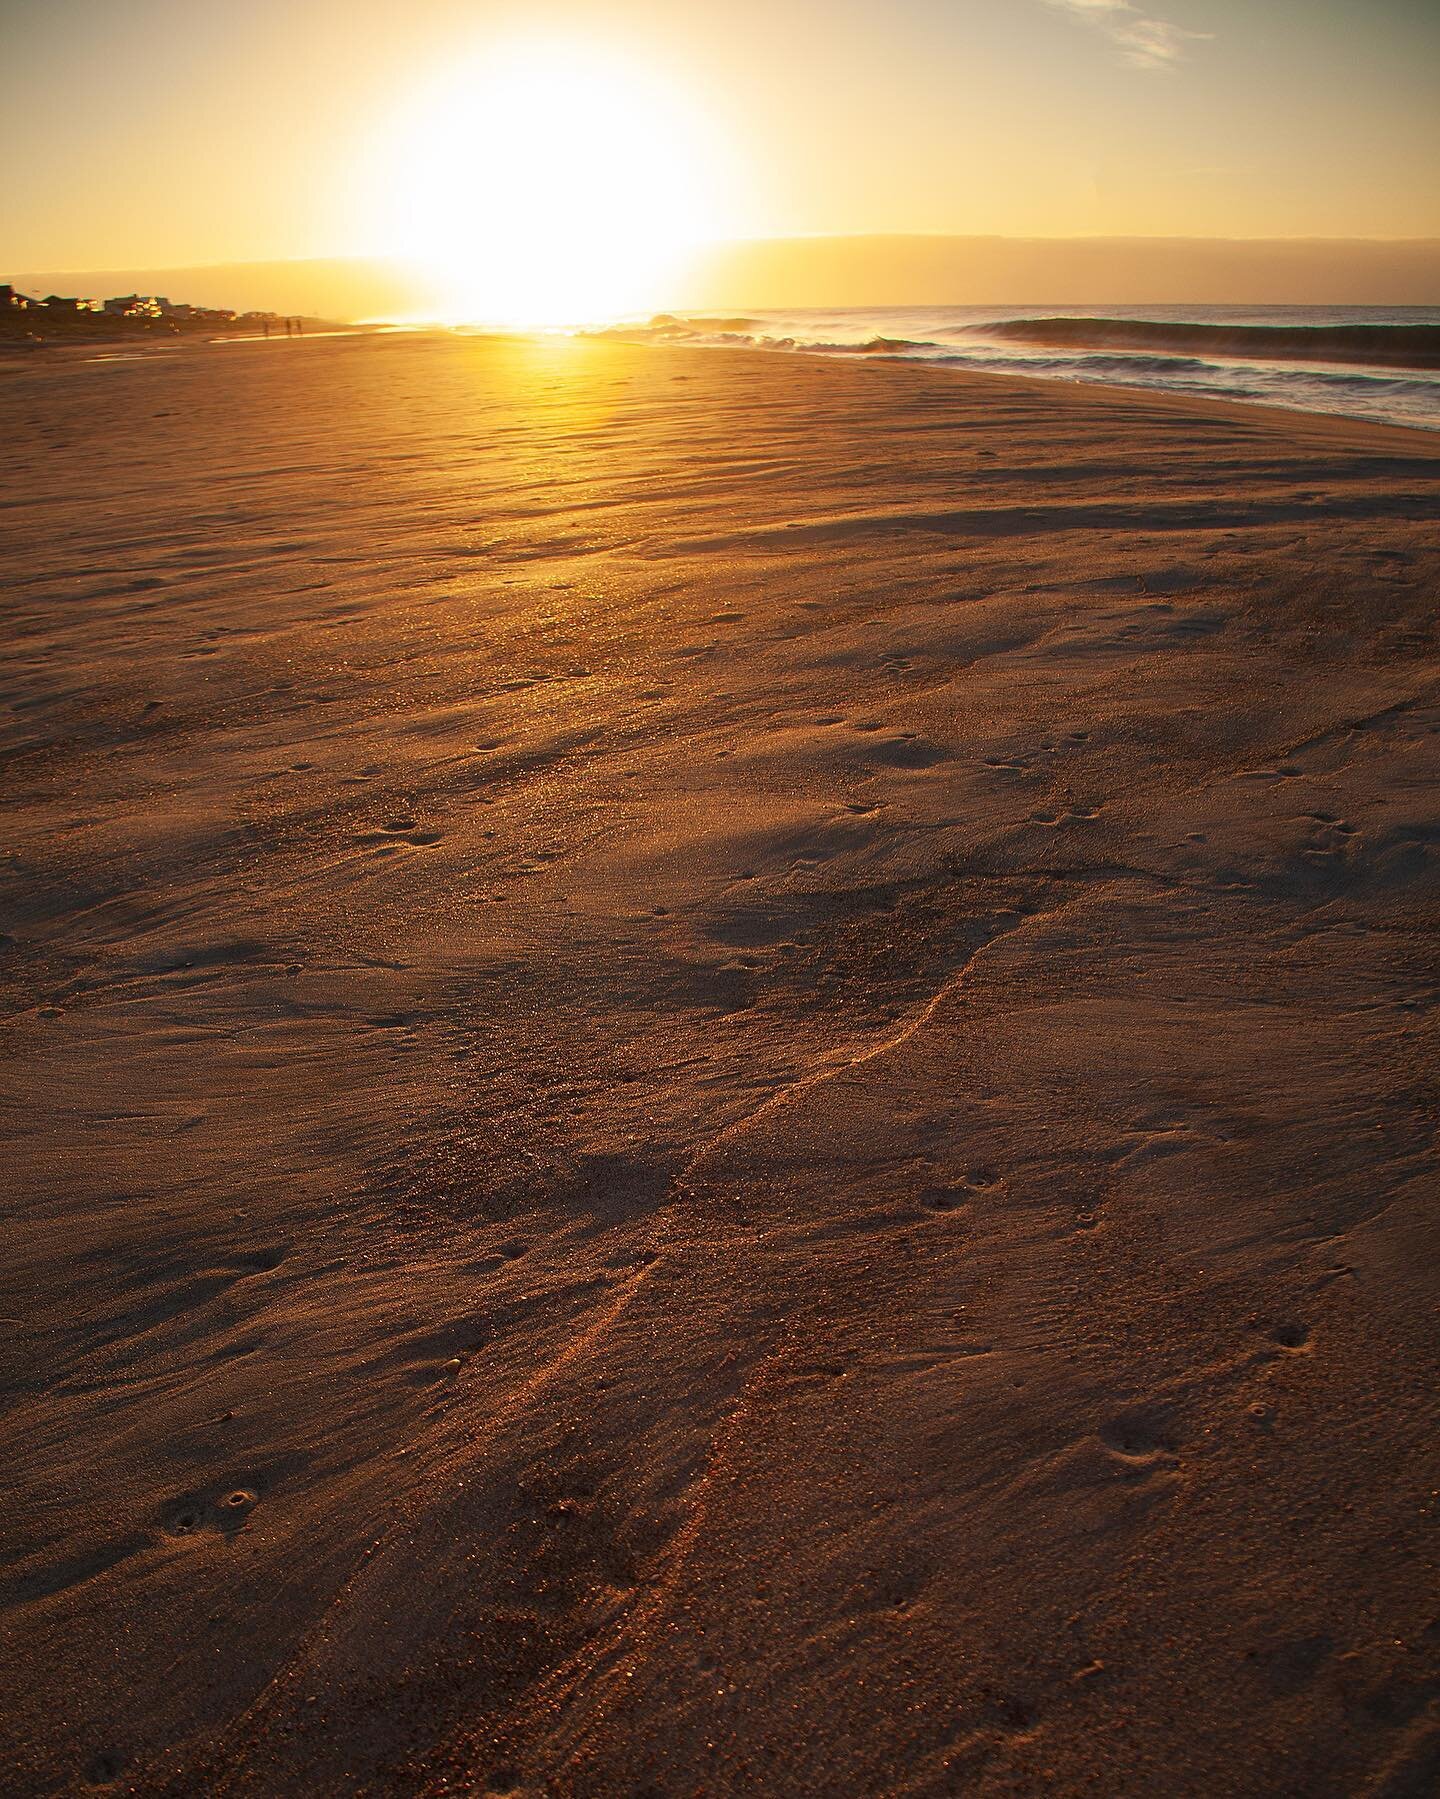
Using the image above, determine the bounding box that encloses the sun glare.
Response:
[376,42,735,327]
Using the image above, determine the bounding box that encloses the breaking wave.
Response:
[974,316,1440,370]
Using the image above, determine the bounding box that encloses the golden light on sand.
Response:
[377,41,736,328]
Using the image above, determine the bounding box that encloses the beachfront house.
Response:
[102,294,168,318]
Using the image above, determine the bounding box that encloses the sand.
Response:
[2,332,1438,1797]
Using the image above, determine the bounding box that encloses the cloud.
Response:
[1042,0,1210,70]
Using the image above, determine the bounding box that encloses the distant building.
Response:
[2,285,247,329]
[102,294,165,318]
[159,298,239,321]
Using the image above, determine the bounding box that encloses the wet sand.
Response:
[2,332,1438,1796]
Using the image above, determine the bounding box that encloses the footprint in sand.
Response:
[1256,1318,1311,1353]
[472,1240,530,1272]
[1301,814,1359,863]
[1099,1406,1179,1470]
[231,1245,288,1276]
[1250,1633,1334,1697]
[358,822,444,849]
[867,735,950,770]
[161,1487,257,1539]
[1238,764,1304,783]
[983,1693,1040,1735]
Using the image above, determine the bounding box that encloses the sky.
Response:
[3,0,1438,314]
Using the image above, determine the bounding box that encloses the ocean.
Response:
[594,305,1440,432]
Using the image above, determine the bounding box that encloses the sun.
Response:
[375,41,736,327]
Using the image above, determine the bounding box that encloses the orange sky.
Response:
[5,1,1438,318]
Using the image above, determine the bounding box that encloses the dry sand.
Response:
[2,333,1438,1797]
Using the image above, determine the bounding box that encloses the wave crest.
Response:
[972,317,1440,371]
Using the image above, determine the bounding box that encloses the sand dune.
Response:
[2,333,1438,1796]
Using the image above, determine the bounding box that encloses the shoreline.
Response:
[585,313,1440,437]
[634,332,1440,443]
[706,333,1440,450]
[10,315,1439,442]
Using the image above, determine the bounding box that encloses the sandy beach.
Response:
[2,331,1438,1795]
